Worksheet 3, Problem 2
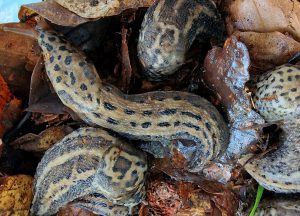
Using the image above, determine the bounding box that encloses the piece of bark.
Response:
[234,31,300,71]
[203,36,264,158]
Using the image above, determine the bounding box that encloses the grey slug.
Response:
[240,64,300,193]
[137,0,224,81]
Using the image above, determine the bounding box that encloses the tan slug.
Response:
[4,23,228,214]
[138,0,224,81]
[240,65,300,193]
[30,127,147,215]
[18,28,228,174]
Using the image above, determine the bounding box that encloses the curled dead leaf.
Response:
[58,205,97,216]
[11,126,73,153]
[234,31,300,71]
[226,0,300,42]
[55,0,155,19]
[20,0,91,27]
[0,175,33,215]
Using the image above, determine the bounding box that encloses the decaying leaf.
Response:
[55,0,155,19]
[20,0,91,27]
[234,31,300,71]
[0,23,40,71]
[226,0,300,42]
[0,73,22,138]
[10,126,73,153]
[146,180,238,216]
[0,175,33,215]
[31,113,71,125]
[203,36,264,157]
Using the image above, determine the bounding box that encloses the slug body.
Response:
[31,127,147,215]
[71,193,131,216]
[138,0,224,81]
[252,64,300,122]
[37,29,229,173]
[240,64,300,193]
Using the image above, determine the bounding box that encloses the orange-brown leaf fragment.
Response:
[234,31,300,71]
[0,175,33,215]
[55,0,155,19]
[0,74,22,138]
[0,23,40,71]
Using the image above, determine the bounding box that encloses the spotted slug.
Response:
[137,0,224,81]
[31,127,147,215]
[239,64,300,193]
[252,64,300,122]
[28,28,229,174]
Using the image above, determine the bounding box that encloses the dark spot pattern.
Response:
[174,121,180,126]
[181,111,202,121]
[90,0,99,6]
[288,76,292,81]
[158,122,170,127]
[80,83,88,91]
[64,56,72,65]
[45,43,53,51]
[130,122,137,127]
[106,117,119,125]
[59,46,67,51]
[291,88,297,92]
[141,122,151,128]
[54,64,60,71]
[124,109,135,115]
[56,76,62,83]
[70,72,76,85]
[49,56,54,63]
[160,108,177,115]
[104,102,117,111]
[183,122,200,131]
[143,110,153,116]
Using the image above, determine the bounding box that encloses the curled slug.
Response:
[137,0,224,81]
[31,127,147,215]
[4,26,229,174]
[239,64,300,193]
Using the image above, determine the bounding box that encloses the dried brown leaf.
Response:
[0,175,33,215]
[11,126,73,152]
[234,31,300,71]
[20,0,92,27]
[204,36,264,157]
[55,0,155,19]
[226,0,300,42]
[0,23,40,70]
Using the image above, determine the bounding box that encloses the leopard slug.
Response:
[239,64,300,193]
[252,64,300,122]
[71,193,131,216]
[24,28,229,173]
[30,127,147,215]
[137,0,224,81]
